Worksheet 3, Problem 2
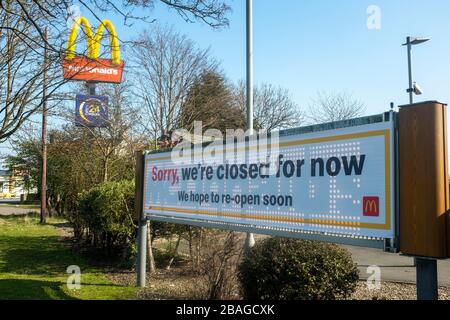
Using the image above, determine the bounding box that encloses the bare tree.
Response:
[131,26,216,142]
[235,81,304,131]
[1,1,231,47]
[122,0,230,28]
[0,0,230,142]
[0,1,68,142]
[307,91,366,124]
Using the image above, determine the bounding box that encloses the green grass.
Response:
[0,215,137,300]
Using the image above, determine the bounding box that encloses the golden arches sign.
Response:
[63,16,124,83]
[66,17,121,65]
[365,200,378,214]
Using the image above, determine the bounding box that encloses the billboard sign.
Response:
[63,17,124,83]
[75,94,109,128]
[143,115,395,244]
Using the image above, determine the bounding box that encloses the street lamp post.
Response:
[246,0,253,134]
[245,0,255,250]
[406,37,414,104]
[403,36,430,104]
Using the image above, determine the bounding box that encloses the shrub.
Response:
[77,180,136,258]
[189,231,243,300]
[238,237,359,300]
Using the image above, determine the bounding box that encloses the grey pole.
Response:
[246,0,254,134]
[416,258,438,300]
[86,82,96,95]
[137,218,148,287]
[406,37,414,104]
[245,0,255,250]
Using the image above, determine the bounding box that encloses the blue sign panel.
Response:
[75,94,109,127]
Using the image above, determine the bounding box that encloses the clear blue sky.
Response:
[3,0,450,158]
[108,0,450,115]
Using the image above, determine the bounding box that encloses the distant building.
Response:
[0,167,30,198]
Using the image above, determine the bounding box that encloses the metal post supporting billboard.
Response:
[135,151,147,287]
[137,218,147,287]
[416,258,438,300]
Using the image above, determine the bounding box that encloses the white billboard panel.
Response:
[143,119,395,240]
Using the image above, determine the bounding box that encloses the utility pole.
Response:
[40,27,48,224]
[245,0,255,250]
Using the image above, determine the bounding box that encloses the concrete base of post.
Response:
[416,257,438,300]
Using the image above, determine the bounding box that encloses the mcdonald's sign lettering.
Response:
[63,17,124,83]
[363,197,380,217]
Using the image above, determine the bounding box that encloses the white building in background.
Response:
[0,167,29,198]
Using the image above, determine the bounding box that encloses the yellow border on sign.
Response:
[145,129,391,230]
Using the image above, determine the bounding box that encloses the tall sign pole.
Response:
[40,27,48,224]
[245,0,255,250]
[246,0,254,133]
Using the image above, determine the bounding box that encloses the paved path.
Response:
[0,205,39,216]
[343,245,450,287]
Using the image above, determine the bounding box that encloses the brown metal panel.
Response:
[445,108,450,259]
[135,151,145,221]
[399,102,449,258]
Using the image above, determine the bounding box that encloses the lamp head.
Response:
[403,37,430,46]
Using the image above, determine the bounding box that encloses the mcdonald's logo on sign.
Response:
[63,17,124,83]
[363,197,380,217]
